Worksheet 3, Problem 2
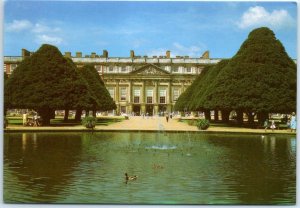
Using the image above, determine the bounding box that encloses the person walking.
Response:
[22,113,28,126]
[166,114,169,122]
[264,119,269,132]
[270,120,276,132]
[290,112,297,132]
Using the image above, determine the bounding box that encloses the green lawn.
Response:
[179,118,289,129]
[6,116,124,127]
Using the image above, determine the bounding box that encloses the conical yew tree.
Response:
[175,27,296,124]
[206,27,296,123]
[5,44,90,125]
[76,64,116,118]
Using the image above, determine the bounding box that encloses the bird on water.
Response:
[125,173,138,181]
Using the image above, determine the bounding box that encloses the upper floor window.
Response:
[146,89,153,104]
[120,87,127,101]
[121,66,127,72]
[95,65,102,74]
[173,89,180,101]
[108,88,115,100]
[147,97,153,104]
[178,66,184,72]
[133,89,140,103]
[159,89,166,104]
[186,67,192,73]
[173,67,179,73]
[164,66,171,72]
[108,66,114,72]
[134,97,140,103]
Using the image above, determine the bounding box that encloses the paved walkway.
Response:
[5,116,296,135]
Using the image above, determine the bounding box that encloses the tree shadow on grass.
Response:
[7,117,124,127]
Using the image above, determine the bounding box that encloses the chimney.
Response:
[201,51,209,59]
[130,50,135,58]
[76,52,82,58]
[166,50,171,58]
[21,49,31,58]
[65,52,72,58]
[91,52,96,58]
[103,50,108,58]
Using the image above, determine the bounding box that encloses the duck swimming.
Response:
[152,164,164,169]
[125,173,138,181]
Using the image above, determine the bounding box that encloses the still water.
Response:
[4,132,296,204]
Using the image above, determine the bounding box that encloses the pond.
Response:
[4,132,296,205]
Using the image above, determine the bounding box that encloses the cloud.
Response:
[32,23,61,34]
[36,34,63,45]
[6,19,33,32]
[172,42,203,57]
[147,43,205,58]
[147,48,167,57]
[6,19,64,45]
[237,6,295,29]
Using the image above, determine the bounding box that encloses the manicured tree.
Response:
[174,70,208,112]
[62,58,94,122]
[5,44,90,125]
[175,66,216,119]
[205,27,296,124]
[4,72,9,116]
[76,64,116,118]
[175,63,229,121]
[191,60,230,122]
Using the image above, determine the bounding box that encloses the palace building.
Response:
[4,49,222,115]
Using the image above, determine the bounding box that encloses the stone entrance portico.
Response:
[105,63,195,115]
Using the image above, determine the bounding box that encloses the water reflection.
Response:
[4,133,83,202]
[206,134,296,204]
[4,132,296,204]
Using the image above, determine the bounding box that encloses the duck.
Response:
[152,164,164,169]
[125,173,138,181]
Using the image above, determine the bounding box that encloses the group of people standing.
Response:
[23,112,41,126]
[264,112,296,132]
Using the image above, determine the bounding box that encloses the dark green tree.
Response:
[75,64,116,119]
[207,27,296,124]
[4,72,9,116]
[5,44,91,125]
[175,27,296,125]
[191,60,230,121]
[175,60,229,121]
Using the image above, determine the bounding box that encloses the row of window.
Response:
[96,65,197,73]
[108,88,180,103]
[3,64,18,74]
[5,63,196,75]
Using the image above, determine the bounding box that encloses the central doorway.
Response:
[146,105,154,116]
[158,104,167,116]
[133,105,141,116]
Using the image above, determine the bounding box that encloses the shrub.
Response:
[196,119,210,130]
[82,116,96,129]
[187,119,196,126]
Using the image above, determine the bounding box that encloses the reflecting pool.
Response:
[4,132,296,204]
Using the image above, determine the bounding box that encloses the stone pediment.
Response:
[131,64,170,75]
